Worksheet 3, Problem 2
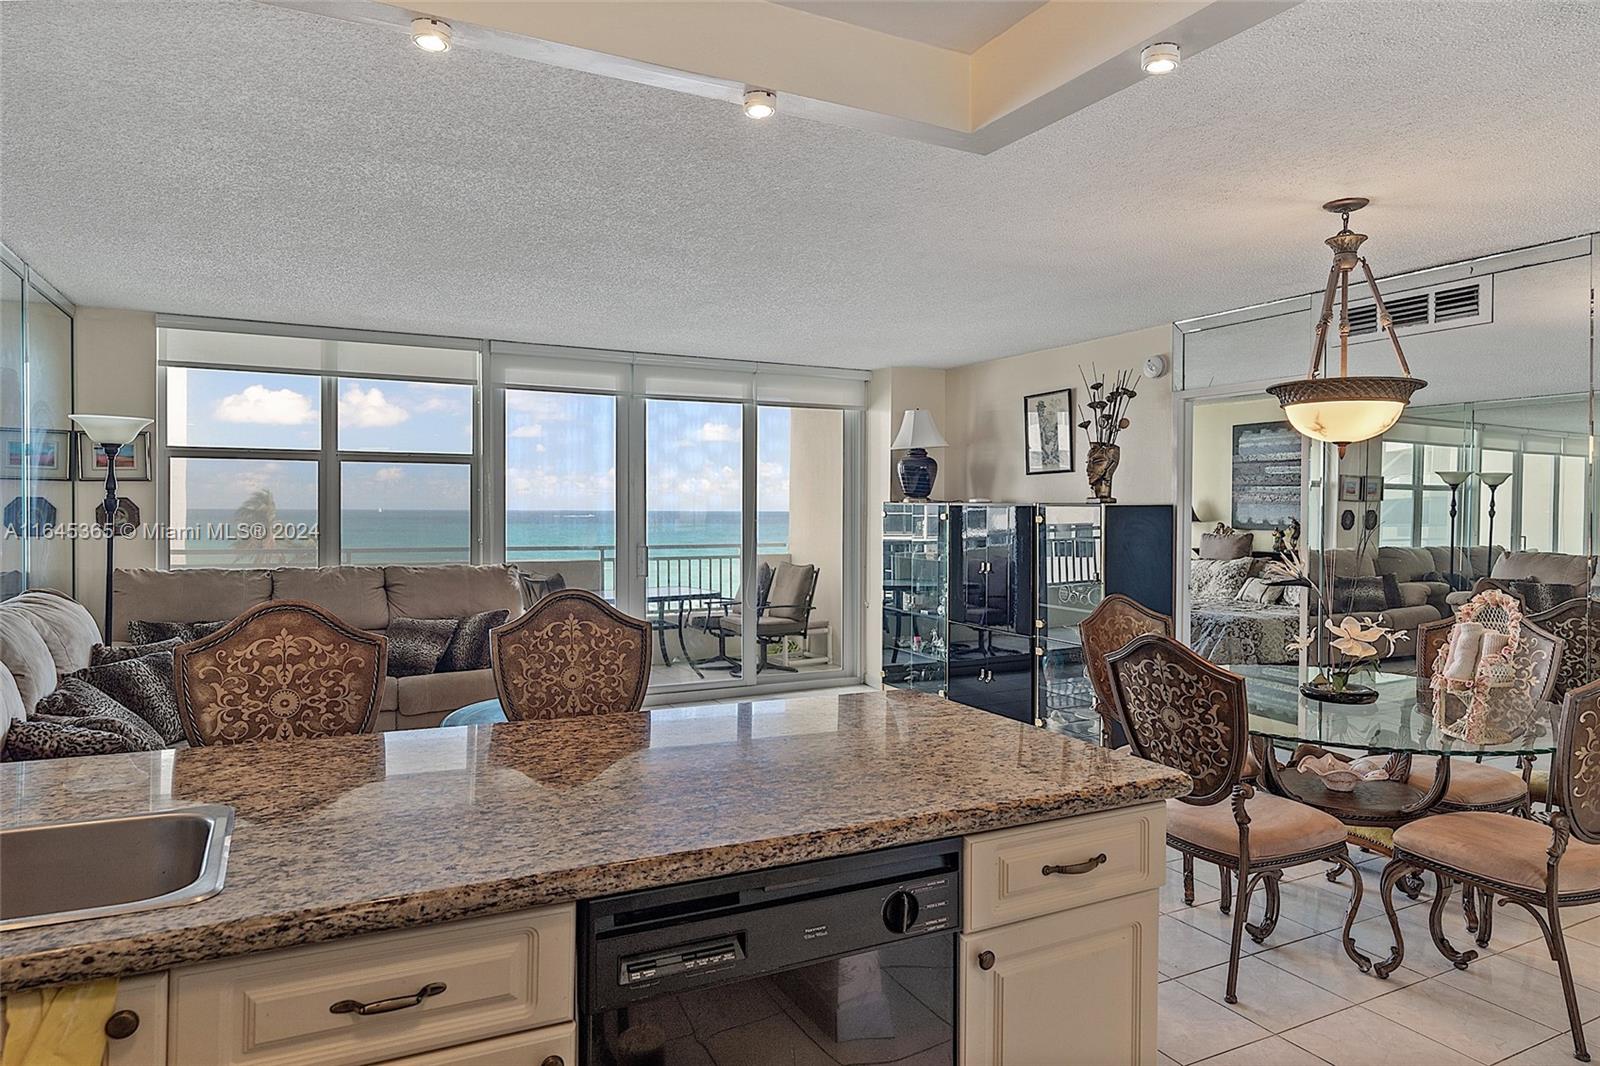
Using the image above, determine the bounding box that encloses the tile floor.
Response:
[1157,848,1600,1066]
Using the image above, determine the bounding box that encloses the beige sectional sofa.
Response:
[1,590,104,746]
[110,563,526,730]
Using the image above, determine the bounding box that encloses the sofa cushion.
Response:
[1492,551,1591,587]
[381,675,399,713]
[1,717,156,761]
[0,608,57,712]
[125,619,226,645]
[112,567,271,642]
[74,651,182,745]
[386,617,459,678]
[395,667,497,719]
[1377,546,1435,583]
[92,637,187,665]
[1393,582,1431,609]
[1200,531,1253,560]
[10,591,101,678]
[271,566,390,631]
[438,610,510,673]
[384,565,524,625]
[34,678,167,750]
[1,664,24,746]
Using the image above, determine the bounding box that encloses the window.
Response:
[160,327,478,567]
[504,389,617,593]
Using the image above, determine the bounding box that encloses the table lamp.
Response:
[71,414,154,639]
[891,409,947,501]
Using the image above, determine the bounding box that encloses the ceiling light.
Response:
[742,88,777,120]
[1266,198,1427,454]
[1140,43,1180,75]
[410,17,452,53]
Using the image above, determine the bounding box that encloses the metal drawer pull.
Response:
[104,1010,140,1040]
[541,1057,565,1066]
[977,950,996,971]
[330,981,447,1016]
[1042,853,1107,877]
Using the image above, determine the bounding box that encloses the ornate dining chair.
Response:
[491,589,652,721]
[1527,598,1600,810]
[1378,678,1600,1063]
[1080,594,1172,744]
[1106,634,1370,1003]
[173,600,387,746]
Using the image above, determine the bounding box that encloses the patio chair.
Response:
[692,562,773,673]
[174,600,386,745]
[1106,633,1370,1004]
[716,562,819,675]
[1378,678,1600,1063]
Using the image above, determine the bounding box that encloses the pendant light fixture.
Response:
[1266,198,1426,455]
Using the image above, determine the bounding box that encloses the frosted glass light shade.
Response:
[1478,471,1512,489]
[1434,470,1474,488]
[70,414,153,447]
[891,409,947,450]
[1266,376,1424,448]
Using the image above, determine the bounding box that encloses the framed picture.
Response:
[77,431,152,482]
[1361,475,1384,502]
[1230,421,1302,529]
[0,428,72,481]
[1338,475,1362,501]
[1023,388,1074,474]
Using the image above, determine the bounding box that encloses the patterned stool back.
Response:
[491,589,652,721]
[174,600,387,746]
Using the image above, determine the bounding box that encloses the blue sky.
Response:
[168,369,791,514]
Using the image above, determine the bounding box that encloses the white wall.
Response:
[945,324,1173,504]
[72,308,158,630]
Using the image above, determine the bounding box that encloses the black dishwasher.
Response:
[580,838,960,1066]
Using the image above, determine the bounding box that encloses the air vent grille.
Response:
[1346,280,1488,339]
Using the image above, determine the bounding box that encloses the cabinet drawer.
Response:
[171,907,574,1066]
[964,804,1164,932]
[377,1023,575,1066]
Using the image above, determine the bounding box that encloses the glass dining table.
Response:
[1229,662,1557,830]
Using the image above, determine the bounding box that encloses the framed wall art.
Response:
[1024,388,1075,474]
[77,430,152,482]
[1230,421,1302,528]
[1,428,72,481]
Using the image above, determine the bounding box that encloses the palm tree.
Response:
[232,489,315,564]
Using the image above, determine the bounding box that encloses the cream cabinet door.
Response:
[960,891,1158,1066]
[105,973,168,1066]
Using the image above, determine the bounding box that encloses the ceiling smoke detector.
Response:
[411,17,452,53]
[742,88,777,120]
[1140,43,1180,75]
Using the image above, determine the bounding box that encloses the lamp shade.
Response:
[1266,377,1423,448]
[1478,471,1512,488]
[71,414,152,447]
[1434,470,1474,488]
[890,409,947,450]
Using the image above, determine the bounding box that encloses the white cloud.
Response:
[696,421,739,443]
[511,423,545,438]
[374,466,405,483]
[215,385,316,425]
[339,386,410,428]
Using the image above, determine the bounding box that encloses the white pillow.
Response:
[1235,577,1283,605]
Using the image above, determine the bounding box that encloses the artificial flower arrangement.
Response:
[1288,617,1409,696]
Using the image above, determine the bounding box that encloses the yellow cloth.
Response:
[1,980,118,1066]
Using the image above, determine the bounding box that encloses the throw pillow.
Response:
[438,610,511,673]
[1380,573,1402,610]
[1332,576,1388,614]
[124,619,226,644]
[1189,558,1220,597]
[1200,531,1253,560]
[1499,580,1582,615]
[1,717,151,761]
[33,678,167,750]
[72,651,183,745]
[519,571,567,605]
[90,637,186,666]
[1235,577,1281,605]
[386,617,459,678]
[1419,570,1445,584]
[1195,557,1254,602]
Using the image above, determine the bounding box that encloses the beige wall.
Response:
[1190,395,1286,553]
[944,325,1172,504]
[73,308,159,630]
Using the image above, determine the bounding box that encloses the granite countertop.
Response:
[1,690,1189,992]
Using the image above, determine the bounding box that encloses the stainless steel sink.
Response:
[0,805,233,931]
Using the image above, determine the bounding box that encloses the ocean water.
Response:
[175,510,790,593]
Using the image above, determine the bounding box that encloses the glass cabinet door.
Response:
[1037,504,1104,643]
[946,622,1034,723]
[1037,636,1097,741]
[882,504,947,693]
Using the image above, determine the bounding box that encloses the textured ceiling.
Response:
[1,1,1597,371]
[771,1,1047,53]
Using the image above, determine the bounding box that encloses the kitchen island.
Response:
[1,690,1189,1065]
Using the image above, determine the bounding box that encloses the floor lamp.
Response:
[71,414,154,640]
[1479,471,1512,569]
[1435,470,1474,588]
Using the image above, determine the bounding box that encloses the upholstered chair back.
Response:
[1080,595,1173,731]
[1105,633,1248,806]
[1531,598,1600,703]
[491,589,651,721]
[765,563,819,623]
[1555,679,1600,846]
[1415,616,1455,707]
[174,600,386,746]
